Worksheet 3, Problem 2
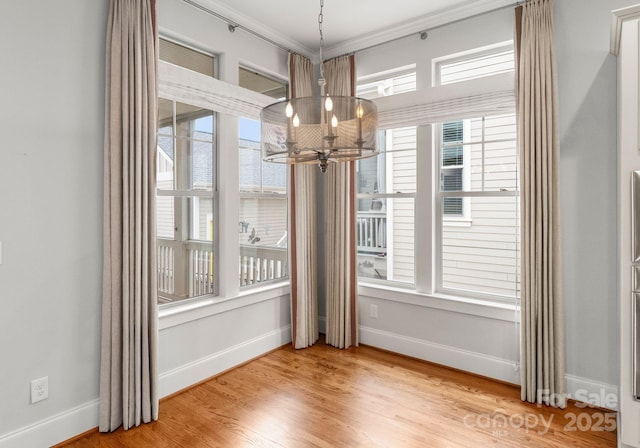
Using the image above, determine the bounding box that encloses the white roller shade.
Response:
[158,60,274,119]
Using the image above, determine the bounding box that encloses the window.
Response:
[356,69,417,285]
[239,67,288,99]
[156,39,217,304]
[434,42,514,86]
[356,43,518,302]
[238,68,288,287]
[437,114,519,300]
[159,38,215,77]
[357,65,416,99]
[157,100,216,303]
[441,121,465,217]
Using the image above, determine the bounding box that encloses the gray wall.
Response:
[353,0,631,394]
[555,0,633,387]
[0,0,107,438]
[0,0,634,445]
[0,0,292,446]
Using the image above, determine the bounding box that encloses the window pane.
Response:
[438,46,514,85]
[239,197,288,286]
[468,114,517,192]
[441,168,462,191]
[357,69,416,99]
[440,115,517,194]
[157,98,216,304]
[441,195,519,299]
[357,197,414,285]
[239,67,288,100]
[443,197,463,216]
[356,126,416,286]
[190,140,214,191]
[239,117,288,287]
[159,38,215,77]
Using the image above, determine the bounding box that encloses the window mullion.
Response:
[415,124,434,294]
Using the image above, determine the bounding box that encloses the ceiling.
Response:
[193,0,517,59]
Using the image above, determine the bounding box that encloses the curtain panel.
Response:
[516,0,566,407]
[100,0,159,431]
[288,53,319,349]
[322,55,359,349]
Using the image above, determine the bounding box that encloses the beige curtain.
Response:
[323,55,358,349]
[516,0,565,407]
[100,0,159,431]
[288,53,319,349]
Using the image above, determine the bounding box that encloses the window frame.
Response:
[434,115,519,304]
[356,43,518,306]
[356,68,419,287]
[237,66,289,290]
[355,127,418,287]
[156,97,219,304]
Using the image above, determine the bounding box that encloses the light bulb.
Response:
[293,113,300,127]
[285,102,293,118]
[332,115,338,128]
[325,96,333,112]
[356,103,364,119]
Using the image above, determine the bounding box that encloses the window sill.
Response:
[159,281,290,330]
[358,282,518,322]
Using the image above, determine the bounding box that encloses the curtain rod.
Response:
[181,0,524,58]
[181,0,291,53]
[354,1,524,55]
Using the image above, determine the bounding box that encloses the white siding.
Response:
[239,196,287,247]
[441,114,519,299]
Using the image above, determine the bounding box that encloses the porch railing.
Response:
[239,245,287,287]
[157,238,287,300]
[356,211,387,255]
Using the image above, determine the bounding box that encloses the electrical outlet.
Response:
[370,304,378,318]
[30,377,48,404]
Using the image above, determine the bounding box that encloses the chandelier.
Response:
[260,0,378,173]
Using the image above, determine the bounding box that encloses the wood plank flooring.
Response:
[61,341,617,447]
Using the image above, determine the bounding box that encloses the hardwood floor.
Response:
[61,341,616,447]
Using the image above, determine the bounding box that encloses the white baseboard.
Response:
[159,325,292,398]
[565,374,618,411]
[360,326,619,411]
[359,325,520,384]
[0,399,99,448]
[0,325,291,448]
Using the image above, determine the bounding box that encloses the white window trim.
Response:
[159,281,290,330]
[157,52,288,316]
[359,282,517,323]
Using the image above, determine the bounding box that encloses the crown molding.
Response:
[183,0,317,59]
[181,0,517,62]
[610,4,640,56]
[323,0,518,59]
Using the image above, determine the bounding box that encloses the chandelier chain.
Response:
[318,0,325,84]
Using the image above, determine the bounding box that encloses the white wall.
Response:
[0,0,292,446]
